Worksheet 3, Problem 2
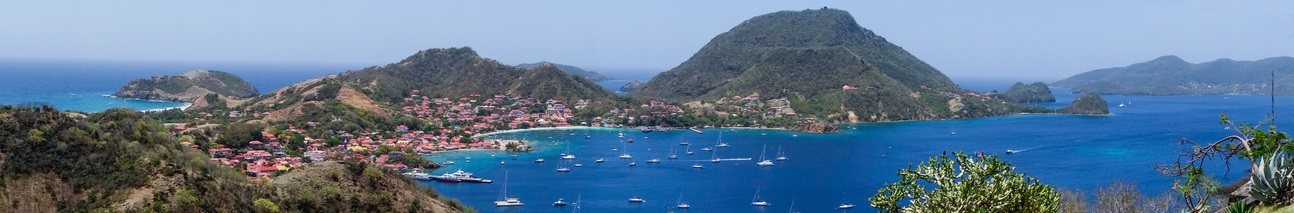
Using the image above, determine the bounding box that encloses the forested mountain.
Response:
[1054,55,1294,95]
[114,70,260,102]
[631,8,1045,122]
[516,61,613,81]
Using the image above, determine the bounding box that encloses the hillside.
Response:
[631,8,1044,122]
[340,47,617,103]
[1053,55,1294,95]
[0,105,468,212]
[1057,94,1110,115]
[998,82,1056,103]
[516,61,613,81]
[115,70,260,102]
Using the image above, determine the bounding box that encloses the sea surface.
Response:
[0,58,364,112]
[424,89,1291,213]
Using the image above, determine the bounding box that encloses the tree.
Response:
[1154,114,1290,212]
[254,198,280,213]
[869,151,1059,212]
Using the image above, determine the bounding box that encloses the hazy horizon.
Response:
[4,1,1293,80]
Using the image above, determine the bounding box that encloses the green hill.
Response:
[1057,94,1110,115]
[516,61,613,81]
[631,8,1044,122]
[114,70,260,102]
[341,47,617,103]
[998,82,1056,103]
[1054,55,1294,95]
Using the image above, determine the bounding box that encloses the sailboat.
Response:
[556,162,570,172]
[838,193,856,209]
[676,190,690,209]
[715,132,729,148]
[494,171,524,207]
[628,190,646,203]
[619,141,632,159]
[775,145,788,161]
[751,188,769,206]
[553,198,568,206]
[668,147,678,159]
[561,143,576,159]
[757,144,774,166]
[789,199,800,213]
[686,145,694,155]
[710,149,721,163]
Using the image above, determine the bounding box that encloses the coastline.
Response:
[472,126,622,138]
[105,94,193,112]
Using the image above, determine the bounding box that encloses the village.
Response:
[182,89,806,180]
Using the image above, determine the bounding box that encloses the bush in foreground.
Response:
[869,151,1059,212]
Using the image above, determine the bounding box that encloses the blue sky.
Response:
[3,1,1293,80]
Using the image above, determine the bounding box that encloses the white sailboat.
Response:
[676,190,690,209]
[561,143,576,159]
[685,145,695,155]
[775,145,788,161]
[619,141,632,159]
[710,149,721,163]
[715,132,729,148]
[668,147,678,159]
[757,144,775,166]
[751,188,769,206]
[556,162,570,172]
[494,171,524,207]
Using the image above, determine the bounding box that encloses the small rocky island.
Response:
[114,70,259,102]
[1057,94,1110,115]
[998,82,1056,103]
[620,80,644,92]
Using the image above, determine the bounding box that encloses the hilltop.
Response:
[114,70,260,102]
[236,47,617,122]
[516,61,613,81]
[1057,94,1110,115]
[997,82,1056,103]
[1054,55,1294,95]
[632,8,1046,122]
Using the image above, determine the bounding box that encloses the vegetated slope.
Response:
[114,70,260,102]
[0,105,468,212]
[516,61,613,81]
[1056,94,1110,115]
[1054,55,1294,95]
[998,82,1056,103]
[340,47,617,104]
[632,8,1045,122]
[634,8,959,100]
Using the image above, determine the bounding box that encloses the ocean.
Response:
[0,58,365,112]
[424,90,1291,213]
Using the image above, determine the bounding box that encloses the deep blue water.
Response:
[0,58,364,112]
[424,90,1291,212]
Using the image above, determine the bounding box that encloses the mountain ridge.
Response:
[516,61,613,81]
[1054,55,1294,95]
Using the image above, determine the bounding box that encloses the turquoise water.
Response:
[0,59,360,112]
[424,90,1290,212]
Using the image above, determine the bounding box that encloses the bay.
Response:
[423,89,1289,212]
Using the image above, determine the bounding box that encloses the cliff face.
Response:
[114,70,259,102]
[1057,94,1110,115]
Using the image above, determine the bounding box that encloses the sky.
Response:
[3,1,1293,81]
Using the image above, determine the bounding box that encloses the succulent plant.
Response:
[1250,151,1294,204]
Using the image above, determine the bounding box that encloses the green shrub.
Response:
[869,151,1059,212]
[254,198,280,213]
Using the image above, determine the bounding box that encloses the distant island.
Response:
[1057,94,1110,115]
[516,61,614,81]
[619,80,644,92]
[1054,55,1294,95]
[996,82,1056,103]
[114,70,259,102]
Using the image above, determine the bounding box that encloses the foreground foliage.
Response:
[870,151,1059,212]
[0,105,471,212]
